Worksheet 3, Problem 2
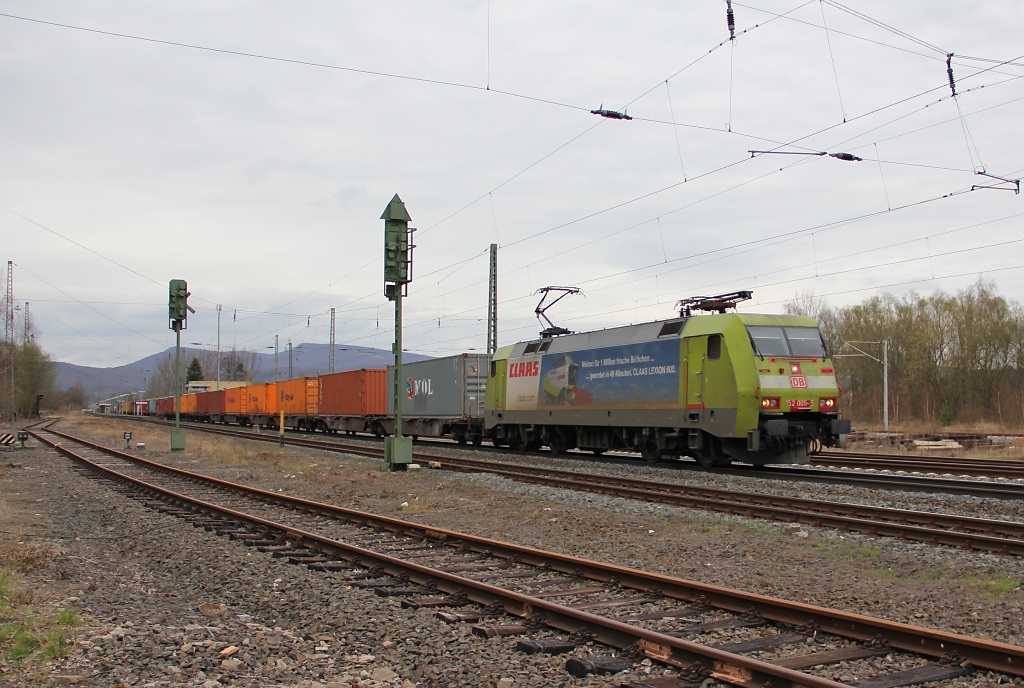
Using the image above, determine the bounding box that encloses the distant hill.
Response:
[54,343,433,403]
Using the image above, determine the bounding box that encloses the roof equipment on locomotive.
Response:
[676,290,752,316]
[534,286,583,338]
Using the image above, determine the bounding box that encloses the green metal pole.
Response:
[394,286,403,444]
[170,325,186,450]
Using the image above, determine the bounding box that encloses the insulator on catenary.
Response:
[946,53,957,97]
[829,152,862,162]
[726,0,736,40]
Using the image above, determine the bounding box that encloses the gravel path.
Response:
[2,416,1022,687]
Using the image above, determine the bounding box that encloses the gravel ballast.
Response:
[1,416,1022,687]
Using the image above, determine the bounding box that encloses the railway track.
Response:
[100,414,1024,501]
[29,421,1024,687]
[86,415,1024,556]
[813,450,1024,479]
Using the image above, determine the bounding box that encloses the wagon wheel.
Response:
[640,440,661,464]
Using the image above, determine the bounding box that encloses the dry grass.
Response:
[0,543,60,571]
[62,414,169,449]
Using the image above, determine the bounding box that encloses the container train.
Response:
[130,297,850,466]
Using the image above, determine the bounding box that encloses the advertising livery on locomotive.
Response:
[485,292,850,466]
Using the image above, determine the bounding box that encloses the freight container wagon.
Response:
[277,377,319,430]
[195,389,214,418]
[155,396,175,417]
[222,386,245,424]
[317,369,387,434]
[242,383,278,426]
[386,354,489,444]
[148,398,157,415]
[133,400,148,415]
[206,389,227,422]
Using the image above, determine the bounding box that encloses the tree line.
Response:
[145,347,260,397]
[785,279,1024,429]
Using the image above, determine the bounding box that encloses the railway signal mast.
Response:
[382,194,415,470]
[168,279,194,451]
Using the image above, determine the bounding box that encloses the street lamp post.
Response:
[837,340,889,432]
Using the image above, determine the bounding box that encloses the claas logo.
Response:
[508,361,540,378]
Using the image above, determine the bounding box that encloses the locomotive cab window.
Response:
[746,325,827,358]
[523,342,540,354]
[538,340,552,352]
[786,327,828,357]
[707,334,722,360]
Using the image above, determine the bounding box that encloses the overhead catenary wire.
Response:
[417,161,1024,338]
[378,181,1009,348]
[818,0,846,122]
[6,6,1015,360]
[0,12,589,114]
[664,81,688,180]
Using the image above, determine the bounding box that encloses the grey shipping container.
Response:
[387,353,489,418]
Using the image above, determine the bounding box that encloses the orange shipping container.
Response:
[319,369,387,416]
[206,389,227,415]
[224,387,244,414]
[277,377,318,415]
[181,394,198,414]
[243,383,278,416]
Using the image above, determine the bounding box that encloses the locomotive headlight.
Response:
[819,397,836,409]
[761,397,781,409]
[790,363,802,374]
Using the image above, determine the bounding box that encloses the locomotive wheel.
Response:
[548,431,567,456]
[511,428,531,452]
[640,440,661,463]
[591,448,607,456]
[694,433,728,468]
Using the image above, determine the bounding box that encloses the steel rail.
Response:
[814,450,1024,479]
[31,423,1024,680]
[75,419,1024,553]
[430,457,1024,555]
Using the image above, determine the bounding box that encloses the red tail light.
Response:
[761,397,781,409]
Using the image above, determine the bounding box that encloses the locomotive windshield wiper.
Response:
[748,331,764,360]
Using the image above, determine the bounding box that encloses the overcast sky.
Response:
[2,1,1022,370]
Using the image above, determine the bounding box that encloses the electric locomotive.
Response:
[483,291,850,465]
